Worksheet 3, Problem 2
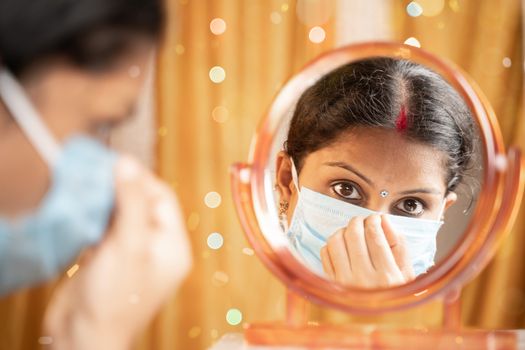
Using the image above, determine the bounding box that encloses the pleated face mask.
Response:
[286,159,444,277]
[0,69,116,296]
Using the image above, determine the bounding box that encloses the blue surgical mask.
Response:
[286,160,444,277]
[0,69,116,296]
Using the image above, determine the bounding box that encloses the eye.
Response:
[332,182,362,200]
[395,198,425,217]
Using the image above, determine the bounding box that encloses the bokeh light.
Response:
[210,18,227,35]
[404,37,421,48]
[226,308,243,325]
[212,271,230,287]
[210,329,219,339]
[187,212,200,231]
[188,326,201,339]
[502,57,512,68]
[158,126,168,137]
[406,2,423,17]
[242,247,255,256]
[309,26,326,44]
[207,232,224,250]
[204,191,222,208]
[418,0,445,17]
[449,0,460,12]
[296,0,333,26]
[209,66,226,83]
[270,11,282,24]
[175,44,185,55]
[212,106,229,123]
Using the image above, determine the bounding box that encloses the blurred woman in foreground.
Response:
[0,0,192,348]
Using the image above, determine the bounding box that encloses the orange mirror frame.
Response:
[230,42,524,315]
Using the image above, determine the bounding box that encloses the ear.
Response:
[443,191,458,213]
[275,151,295,202]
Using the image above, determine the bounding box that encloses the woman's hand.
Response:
[43,157,192,350]
[320,214,414,288]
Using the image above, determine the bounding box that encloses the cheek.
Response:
[88,76,145,124]
[418,201,445,220]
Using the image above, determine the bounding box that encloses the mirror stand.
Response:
[228,148,525,349]
[243,289,522,349]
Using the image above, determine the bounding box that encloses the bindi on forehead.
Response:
[396,104,408,132]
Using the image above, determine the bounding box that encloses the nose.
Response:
[364,197,391,215]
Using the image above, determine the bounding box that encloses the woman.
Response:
[275,57,476,289]
[0,0,191,348]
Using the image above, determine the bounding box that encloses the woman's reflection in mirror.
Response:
[275,57,478,288]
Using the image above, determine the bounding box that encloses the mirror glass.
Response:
[266,56,483,289]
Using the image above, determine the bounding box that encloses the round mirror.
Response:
[231,42,523,313]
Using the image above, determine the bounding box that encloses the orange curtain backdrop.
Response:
[151,0,524,348]
[147,1,336,349]
[389,0,524,329]
[0,1,522,350]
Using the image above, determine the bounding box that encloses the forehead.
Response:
[302,127,448,190]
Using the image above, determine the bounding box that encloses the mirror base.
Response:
[243,323,523,349]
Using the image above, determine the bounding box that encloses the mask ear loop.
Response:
[436,199,447,223]
[290,157,300,192]
[0,69,61,168]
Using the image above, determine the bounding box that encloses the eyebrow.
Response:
[397,188,443,196]
[323,161,374,186]
[323,161,443,196]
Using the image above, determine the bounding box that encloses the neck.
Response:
[0,100,50,217]
[0,99,13,133]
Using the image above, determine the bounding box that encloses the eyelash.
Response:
[393,198,428,217]
[330,181,364,202]
[331,181,428,217]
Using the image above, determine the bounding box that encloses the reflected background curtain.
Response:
[0,1,522,350]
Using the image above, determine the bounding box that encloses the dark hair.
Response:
[0,0,164,75]
[286,57,477,193]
